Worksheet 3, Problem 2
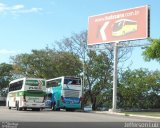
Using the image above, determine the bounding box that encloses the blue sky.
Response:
[0,0,159,70]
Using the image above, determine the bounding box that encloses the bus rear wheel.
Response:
[8,102,11,109]
[51,103,56,111]
[51,103,60,111]
[16,101,22,111]
[32,108,40,111]
[66,108,75,112]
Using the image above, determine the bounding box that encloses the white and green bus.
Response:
[6,77,46,111]
[45,76,83,111]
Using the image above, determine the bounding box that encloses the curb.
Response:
[92,111,160,119]
[126,114,160,119]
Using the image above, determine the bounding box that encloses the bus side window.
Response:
[53,81,60,87]
[47,93,52,99]
[64,79,69,84]
[53,79,61,87]
[72,80,77,84]
[52,81,57,87]
[78,79,81,84]
[47,82,51,88]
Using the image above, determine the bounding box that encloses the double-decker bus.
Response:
[45,76,82,111]
[6,78,46,111]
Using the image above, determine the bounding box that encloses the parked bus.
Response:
[112,19,137,37]
[6,78,46,111]
[45,76,82,111]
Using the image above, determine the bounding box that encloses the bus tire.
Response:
[36,108,40,111]
[51,103,56,111]
[56,108,60,111]
[66,108,70,111]
[66,108,75,112]
[51,103,60,111]
[32,108,36,111]
[16,101,22,111]
[70,108,75,112]
[8,102,11,109]
[32,108,40,111]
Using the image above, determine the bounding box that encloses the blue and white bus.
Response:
[45,76,83,111]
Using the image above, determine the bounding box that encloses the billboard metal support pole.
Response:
[112,42,118,112]
[83,49,85,96]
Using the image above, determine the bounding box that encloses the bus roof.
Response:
[46,76,81,82]
[114,19,137,23]
[9,77,46,84]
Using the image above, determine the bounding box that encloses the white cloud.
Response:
[0,3,7,12]
[20,7,43,13]
[0,49,22,63]
[12,4,24,10]
[0,3,43,15]
[0,49,17,55]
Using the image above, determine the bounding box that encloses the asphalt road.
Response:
[0,106,159,128]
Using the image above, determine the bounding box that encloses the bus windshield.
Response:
[47,79,61,88]
[112,21,124,32]
[9,80,23,92]
[64,78,81,85]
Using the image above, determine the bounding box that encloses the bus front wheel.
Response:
[66,108,75,112]
[16,101,22,111]
[51,103,60,111]
[51,103,56,111]
[8,102,11,109]
[32,108,40,111]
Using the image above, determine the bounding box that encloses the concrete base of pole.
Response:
[108,108,121,113]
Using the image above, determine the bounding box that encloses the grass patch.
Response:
[124,112,160,117]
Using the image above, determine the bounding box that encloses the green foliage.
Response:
[84,51,113,110]
[11,48,82,79]
[119,68,160,109]
[55,31,113,110]
[143,38,160,62]
[0,63,13,89]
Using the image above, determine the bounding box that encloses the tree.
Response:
[55,31,133,110]
[55,31,113,109]
[0,63,13,90]
[56,30,87,60]
[84,50,113,110]
[143,38,160,62]
[119,68,160,109]
[11,48,82,79]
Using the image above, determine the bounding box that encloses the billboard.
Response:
[88,5,149,45]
